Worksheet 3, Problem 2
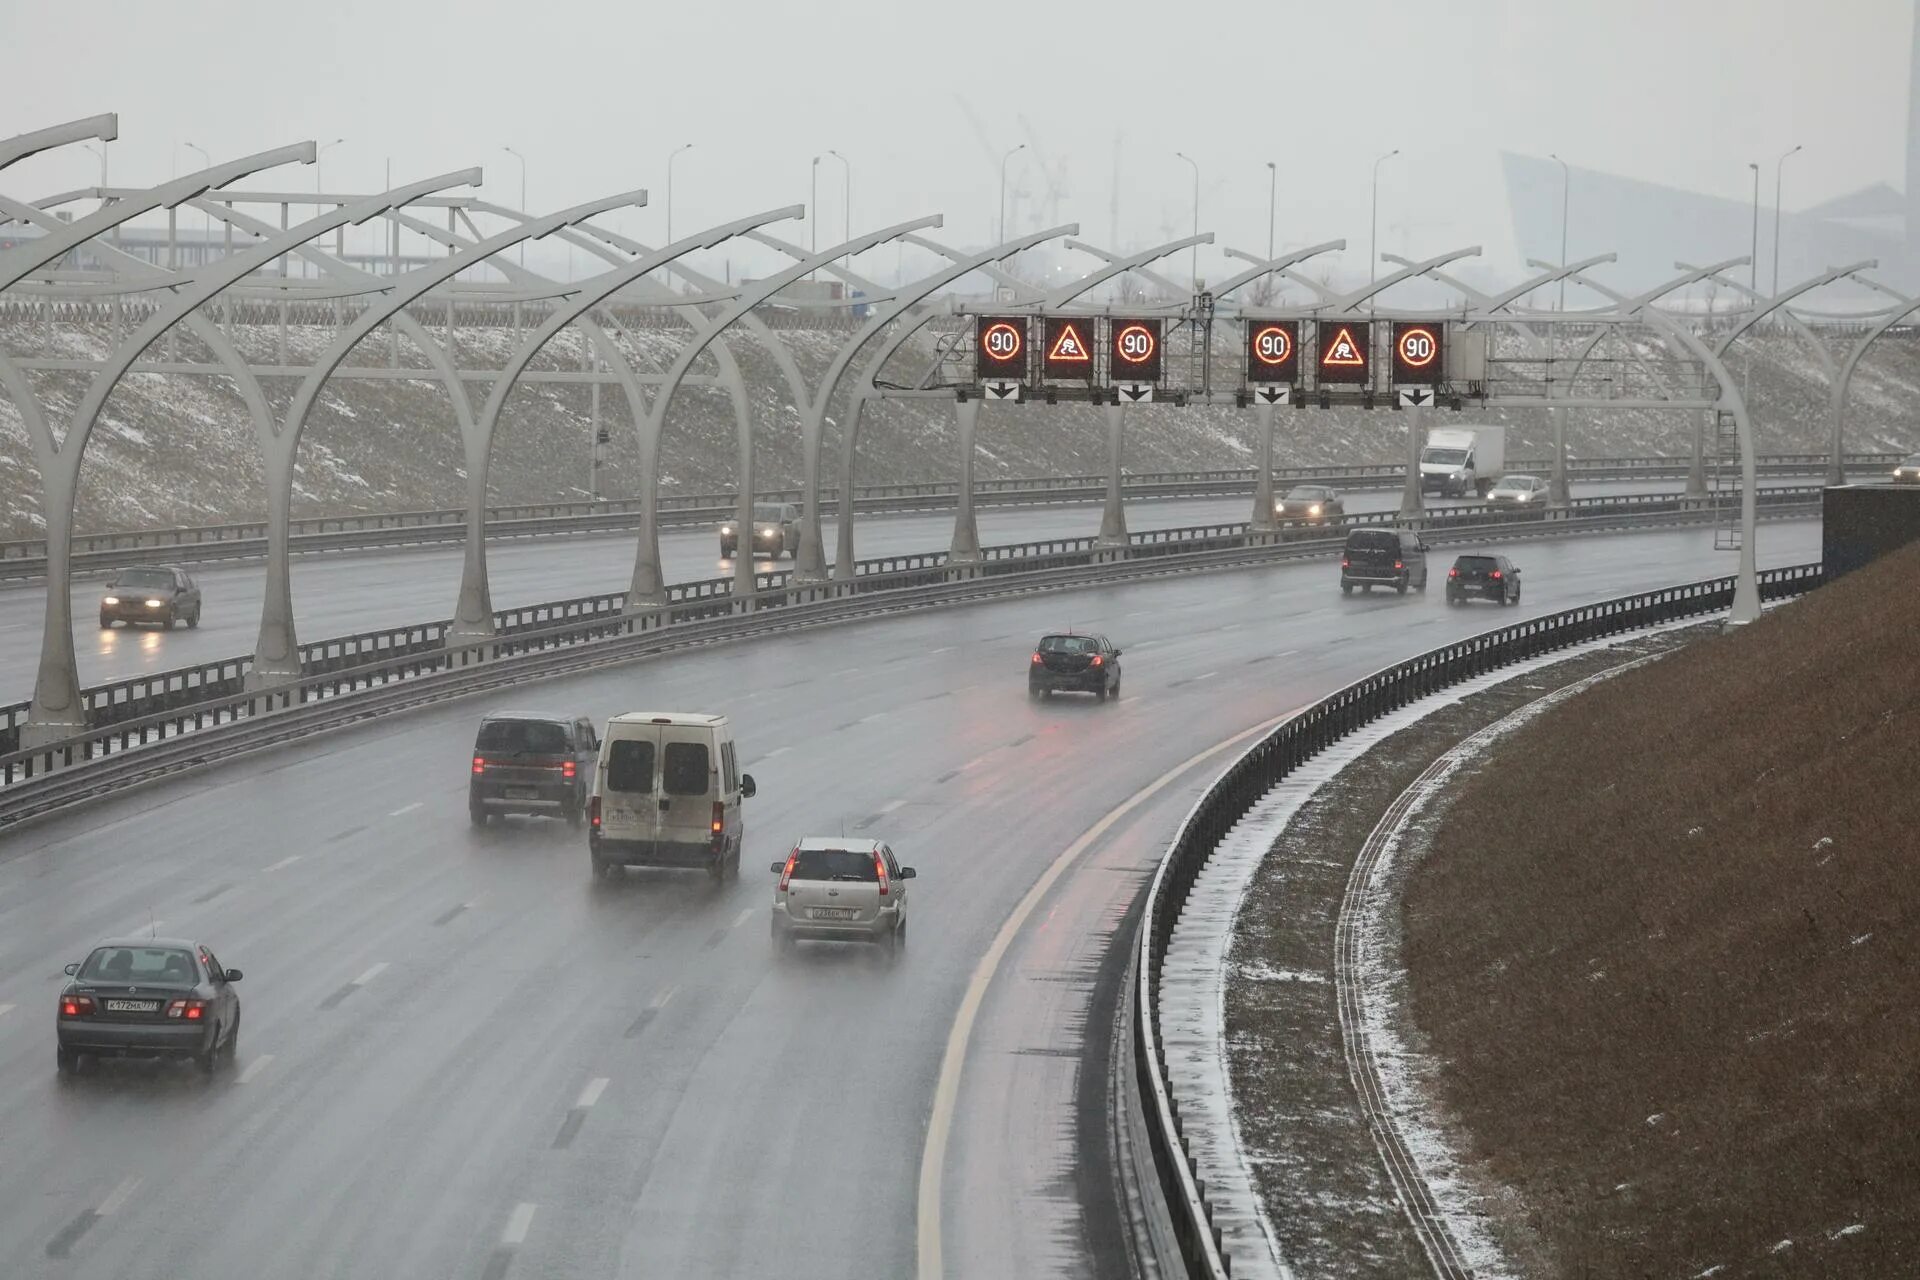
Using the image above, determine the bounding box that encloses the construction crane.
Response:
[1017,113,1070,232]
[953,94,1030,240]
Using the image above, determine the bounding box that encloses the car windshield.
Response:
[1456,556,1498,571]
[1038,635,1097,654]
[475,719,569,754]
[752,504,785,521]
[791,848,879,881]
[80,946,199,985]
[1498,477,1535,489]
[109,568,175,589]
[1347,531,1398,552]
[1423,448,1468,465]
[1284,487,1327,501]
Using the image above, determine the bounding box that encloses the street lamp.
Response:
[666,142,693,243]
[827,149,851,257]
[1747,161,1760,291]
[1264,160,1277,263]
[183,142,212,268]
[1548,153,1571,310]
[502,145,527,266]
[1370,149,1400,306]
[1175,151,1200,289]
[1773,144,1803,295]
[998,143,1026,244]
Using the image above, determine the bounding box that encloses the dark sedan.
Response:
[1028,633,1122,702]
[57,938,242,1076]
[100,565,202,629]
[1274,484,1345,524]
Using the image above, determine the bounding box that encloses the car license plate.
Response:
[105,999,158,1012]
[506,788,537,800]
[810,908,856,921]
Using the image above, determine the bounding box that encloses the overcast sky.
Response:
[4,0,1913,285]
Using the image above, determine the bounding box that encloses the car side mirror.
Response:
[64,962,79,976]
[1112,649,1122,658]
[770,861,787,874]
[224,969,243,983]
[899,867,917,879]
[740,773,757,799]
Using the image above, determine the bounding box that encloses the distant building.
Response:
[1504,3,1920,296]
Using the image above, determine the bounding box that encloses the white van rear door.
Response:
[600,728,660,842]
[656,726,717,847]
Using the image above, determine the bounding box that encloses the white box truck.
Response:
[1420,425,1506,498]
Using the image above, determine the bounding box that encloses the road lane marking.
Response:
[262,855,301,873]
[702,928,728,949]
[352,962,388,987]
[625,985,676,1038]
[502,1203,537,1245]
[576,1077,609,1108]
[235,1054,274,1085]
[319,962,387,1011]
[731,908,755,929]
[389,802,423,817]
[935,770,959,784]
[929,646,956,655]
[46,1176,141,1259]
[326,824,367,843]
[433,903,470,927]
[1007,734,1034,748]
[0,1003,13,1019]
[916,709,1297,1280]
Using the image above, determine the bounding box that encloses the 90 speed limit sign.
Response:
[1245,320,1299,382]
[1107,318,1163,382]
[1390,321,1444,384]
[975,316,1028,380]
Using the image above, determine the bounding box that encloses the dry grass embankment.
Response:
[1405,539,1920,1278]
[1405,537,1912,1274]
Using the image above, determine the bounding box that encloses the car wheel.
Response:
[469,804,489,827]
[565,800,584,828]
[590,850,614,879]
[57,1044,78,1077]
[198,1029,221,1076]
[98,615,111,629]
[1341,582,1353,595]
[1416,573,1428,592]
[223,1010,241,1063]
[1028,685,1042,702]
[1109,679,1120,701]
[163,612,176,630]
[1096,681,1109,703]
[881,923,901,958]
[1395,580,1408,595]
[187,606,201,629]
[772,920,796,954]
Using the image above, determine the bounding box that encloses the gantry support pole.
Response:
[20,167,480,747]
[949,398,983,562]
[1098,402,1129,546]
[1251,404,1277,532]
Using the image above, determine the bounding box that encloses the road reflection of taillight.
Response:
[61,995,94,1018]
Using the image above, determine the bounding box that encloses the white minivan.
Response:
[588,712,756,881]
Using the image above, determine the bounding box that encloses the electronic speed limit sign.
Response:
[1108,318,1162,382]
[975,316,1028,380]
[1246,321,1299,382]
[1390,321,1444,384]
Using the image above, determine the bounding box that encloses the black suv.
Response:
[101,565,202,629]
[1340,528,1429,595]
[469,712,599,826]
[1446,554,1522,606]
[1028,633,1122,702]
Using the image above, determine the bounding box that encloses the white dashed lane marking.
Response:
[351,963,388,987]
[731,908,755,929]
[502,1203,537,1245]
[389,802,423,817]
[576,1077,609,1108]
[235,1054,274,1085]
[262,855,301,873]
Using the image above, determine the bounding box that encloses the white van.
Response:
[588,712,756,881]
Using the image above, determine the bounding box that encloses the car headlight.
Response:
[102,595,120,605]
[720,525,733,535]
[758,526,775,536]
[145,598,164,607]
[1308,504,1322,515]
[1517,493,1530,502]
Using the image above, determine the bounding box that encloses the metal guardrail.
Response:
[1129,560,1827,1278]
[0,453,1887,577]
[0,486,1825,758]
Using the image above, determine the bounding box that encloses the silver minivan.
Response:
[588,712,755,881]
[770,838,916,955]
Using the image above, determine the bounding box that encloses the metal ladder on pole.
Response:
[1712,408,1742,551]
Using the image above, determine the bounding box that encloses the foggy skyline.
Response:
[3,0,1912,287]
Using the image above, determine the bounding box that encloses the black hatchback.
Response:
[1446,554,1522,606]
[470,712,599,826]
[1028,633,1122,702]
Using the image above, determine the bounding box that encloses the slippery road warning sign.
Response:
[1315,321,1371,384]
[1043,318,1095,378]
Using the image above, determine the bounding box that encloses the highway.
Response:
[0,520,1818,1279]
[0,478,1797,703]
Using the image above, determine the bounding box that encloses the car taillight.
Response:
[61,995,94,1018]
[589,796,601,828]
[778,848,798,892]
[472,756,486,775]
[562,759,576,780]
[1090,654,1103,667]
[166,999,209,1020]
[1448,567,1459,578]
[1031,653,1042,664]
[1341,558,1350,568]
[1490,570,1502,580]
[875,852,890,897]
[710,801,726,846]
[1394,560,1404,570]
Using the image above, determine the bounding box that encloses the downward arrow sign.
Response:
[1123,386,1150,402]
